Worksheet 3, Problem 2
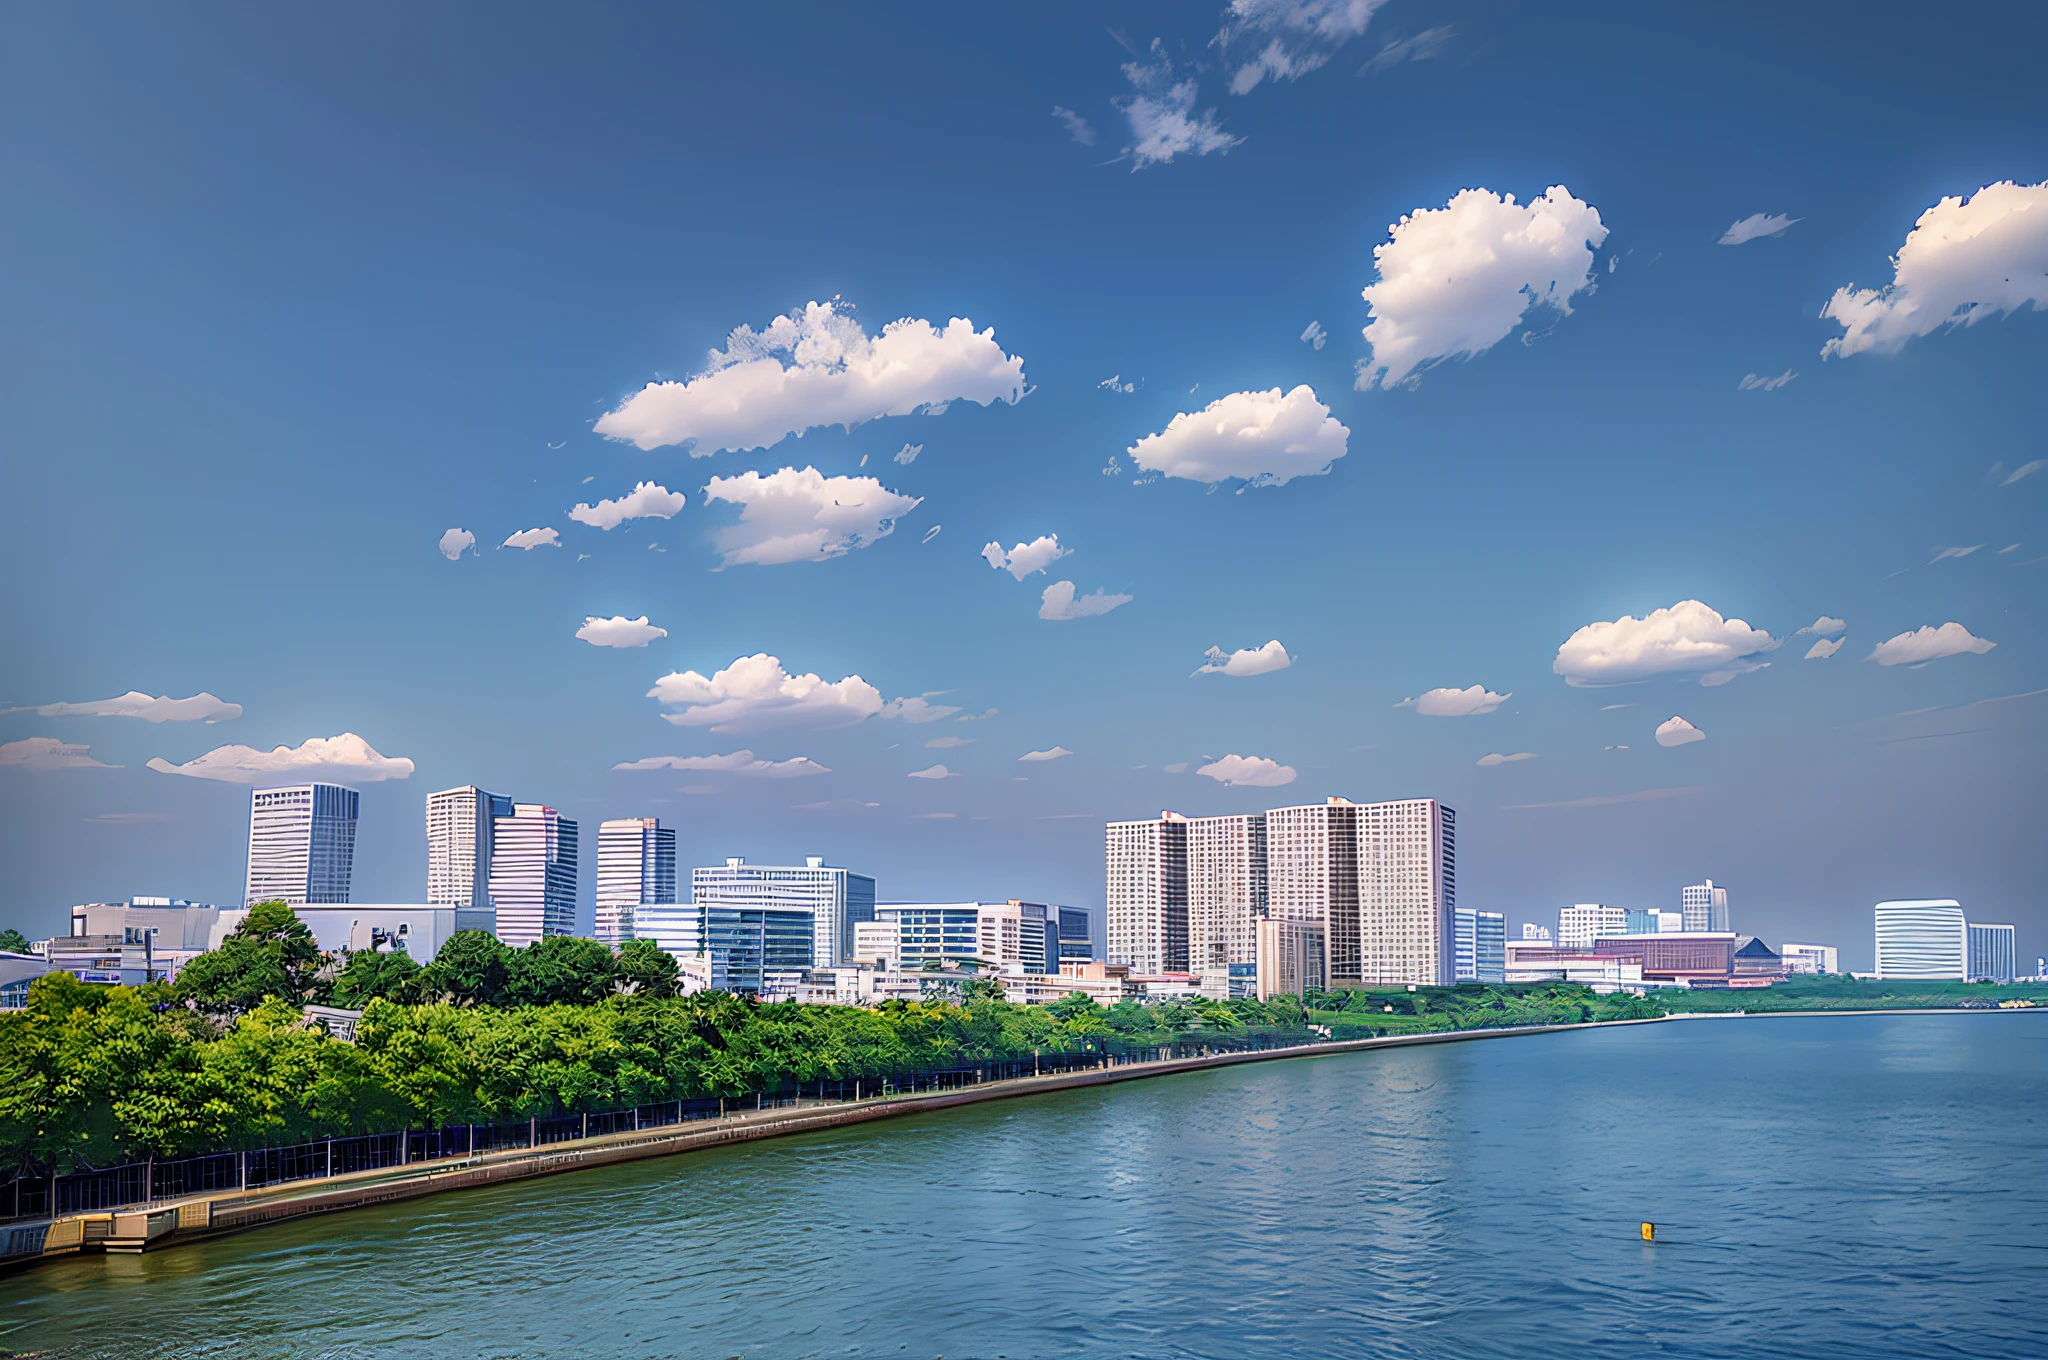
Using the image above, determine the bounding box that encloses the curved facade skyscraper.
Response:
[244,783,358,907]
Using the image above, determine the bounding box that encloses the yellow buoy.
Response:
[1640,1222,1656,1242]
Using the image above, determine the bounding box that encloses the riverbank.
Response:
[3,1017,1616,1274]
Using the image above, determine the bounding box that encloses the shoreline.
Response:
[7,1006,2034,1276]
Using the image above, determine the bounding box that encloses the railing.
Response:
[1,1028,1324,1224]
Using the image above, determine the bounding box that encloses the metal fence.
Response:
[0,1027,1322,1224]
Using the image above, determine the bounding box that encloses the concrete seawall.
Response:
[4,1019,1635,1273]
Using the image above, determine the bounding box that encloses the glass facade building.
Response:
[245,783,358,907]
[1968,922,2016,984]
[877,902,982,969]
[691,857,875,968]
[634,902,813,993]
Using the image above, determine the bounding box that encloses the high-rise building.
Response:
[1265,799,1360,982]
[691,856,875,968]
[1105,813,1189,973]
[426,786,514,908]
[1781,942,1839,975]
[1255,918,1327,1001]
[633,901,812,993]
[244,783,358,907]
[1354,799,1455,986]
[488,804,579,948]
[594,818,677,946]
[1453,908,1506,983]
[1558,904,1628,949]
[1874,900,1967,979]
[1968,922,2017,985]
[1682,880,1731,933]
[1186,813,1266,970]
[977,900,1056,974]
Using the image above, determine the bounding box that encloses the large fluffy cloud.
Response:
[1128,386,1349,486]
[0,737,117,770]
[145,733,414,783]
[648,654,882,733]
[1866,623,1997,666]
[982,535,1071,580]
[1196,753,1298,787]
[1822,180,2048,359]
[1040,582,1132,620]
[612,751,828,778]
[1195,640,1292,677]
[702,466,921,567]
[1553,600,1777,687]
[22,691,241,723]
[1358,185,1608,389]
[568,482,686,531]
[1654,716,1705,747]
[1406,685,1509,716]
[1116,40,1241,170]
[594,300,1027,454]
[576,616,668,648]
[1222,0,1390,94]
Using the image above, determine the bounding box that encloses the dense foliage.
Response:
[0,928,33,955]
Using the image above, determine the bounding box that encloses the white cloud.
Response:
[1719,212,1801,245]
[502,527,560,550]
[1654,716,1705,747]
[568,481,686,531]
[648,654,883,733]
[1553,599,1777,687]
[1195,640,1292,677]
[701,466,922,567]
[1930,545,1984,563]
[1052,106,1096,145]
[0,737,117,770]
[1476,751,1537,766]
[1796,616,1847,636]
[894,443,923,465]
[982,535,1071,580]
[1804,637,1844,660]
[1098,374,1138,394]
[1196,753,1297,787]
[1117,40,1242,169]
[1040,581,1133,620]
[2001,459,2044,486]
[576,615,668,648]
[594,300,1027,454]
[908,763,961,779]
[1128,385,1349,486]
[924,735,973,749]
[1163,761,1189,774]
[1357,185,1608,389]
[880,696,963,723]
[145,733,414,783]
[21,692,241,723]
[1866,623,1997,666]
[1221,0,1390,94]
[611,751,828,778]
[1822,180,2048,359]
[1358,24,1456,76]
[1406,685,1509,716]
[1738,370,1797,391]
[1019,747,1073,761]
[1301,320,1327,350]
[438,528,475,560]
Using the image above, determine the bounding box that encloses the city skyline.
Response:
[3,4,2045,967]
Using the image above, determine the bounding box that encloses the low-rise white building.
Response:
[209,904,496,964]
[1781,942,1839,975]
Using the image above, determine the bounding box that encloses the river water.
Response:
[4,1012,2044,1359]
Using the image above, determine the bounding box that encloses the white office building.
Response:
[691,856,875,968]
[488,803,579,948]
[1522,922,1552,941]
[1968,923,2017,985]
[1682,880,1731,933]
[426,785,514,908]
[594,817,677,946]
[210,904,494,964]
[977,900,1057,975]
[1105,813,1189,974]
[1187,813,1266,970]
[1781,942,1839,975]
[1454,908,1506,983]
[1558,904,1628,950]
[1874,900,1967,980]
[245,783,358,907]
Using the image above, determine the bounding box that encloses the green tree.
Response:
[332,948,424,1007]
[503,936,617,1007]
[173,901,326,1015]
[0,928,32,954]
[418,930,511,1005]
[614,940,679,999]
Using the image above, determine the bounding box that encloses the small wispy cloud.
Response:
[1476,752,1537,767]
[1358,25,1457,77]
[1719,212,1801,245]
[908,764,961,779]
[1019,746,1073,762]
[1930,545,1984,563]
[2000,459,2044,486]
[1300,320,1327,350]
[1738,370,1796,391]
[1051,105,1096,146]
[1506,785,1703,811]
[1804,637,1844,659]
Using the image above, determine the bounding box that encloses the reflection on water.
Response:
[3,1013,2044,1360]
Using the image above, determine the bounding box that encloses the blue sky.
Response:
[3,1,2045,967]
